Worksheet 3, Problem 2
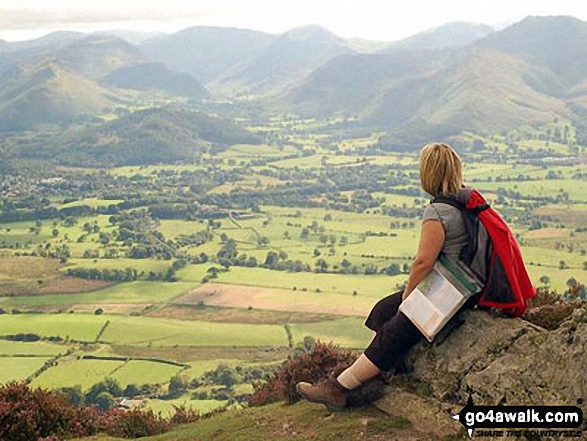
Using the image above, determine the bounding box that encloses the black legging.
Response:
[363,289,479,371]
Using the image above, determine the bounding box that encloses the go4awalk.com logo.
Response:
[451,389,584,438]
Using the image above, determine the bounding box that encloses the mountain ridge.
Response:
[274,15,587,135]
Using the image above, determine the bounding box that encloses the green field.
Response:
[214,267,406,298]
[31,359,123,390]
[59,198,124,209]
[64,258,173,274]
[478,179,587,202]
[0,113,585,405]
[143,397,227,416]
[290,317,372,348]
[100,317,289,347]
[0,340,65,356]
[0,314,107,341]
[0,281,194,308]
[110,360,184,387]
[0,357,51,383]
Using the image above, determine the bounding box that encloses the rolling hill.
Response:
[102,62,209,98]
[48,35,145,78]
[0,31,85,54]
[379,22,495,52]
[0,61,121,132]
[2,16,587,138]
[141,26,275,85]
[34,107,262,166]
[479,15,587,89]
[213,25,356,95]
[366,46,568,131]
[276,16,587,135]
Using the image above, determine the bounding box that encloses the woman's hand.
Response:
[402,220,445,301]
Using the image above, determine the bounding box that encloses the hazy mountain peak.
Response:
[141,26,275,84]
[479,15,587,86]
[380,21,494,52]
[92,29,163,45]
[50,34,144,77]
[215,23,354,95]
[0,59,118,132]
[102,62,209,98]
[68,34,139,52]
[281,24,343,40]
[174,25,273,38]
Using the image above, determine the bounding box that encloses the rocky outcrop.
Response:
[374,308,587,438]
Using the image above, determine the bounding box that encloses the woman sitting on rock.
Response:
[296,142,483,410]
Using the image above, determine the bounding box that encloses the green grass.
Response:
[478,179,587,202]
[83,400,396,441]
[175,264,216,283]
[0,340,65,356]
[290,317,372,349]
[0,357,51,383]
[217,143,297,157]
[0,221,52,246]
[31,359,123,390]
[64,258,172,274]
[215,267,405,298]
[109,164,206,177]
[342,233,419,258]
[100,317,289,347]
[520,246,586,269]
[0,314,107,341]
[157,220,208,239]
[181,359,280,379]
[1,281,194,308]
[109,360,183,387]
[526,266,586,292]
[143,397,228,416]
[59,199,124,209]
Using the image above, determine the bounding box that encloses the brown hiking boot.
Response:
[296,377,348,411]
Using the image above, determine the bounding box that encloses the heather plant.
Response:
[523,287,586,330]
[249,341,356,406]
[0,382,214,440]
[524,302,585,330]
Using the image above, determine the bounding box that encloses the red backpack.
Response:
[432,188,536,317]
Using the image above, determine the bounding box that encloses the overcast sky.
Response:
[1,0,586,42]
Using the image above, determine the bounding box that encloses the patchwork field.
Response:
[0,314,107,341]
[0,116,585,416]
[179,282,384,316]
[0,357,52,383]
[99,316,290,347]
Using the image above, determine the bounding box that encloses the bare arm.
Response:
[402,220,445,301]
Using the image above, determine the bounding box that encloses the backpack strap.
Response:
[430,194,465,211]
[432,193,490,214]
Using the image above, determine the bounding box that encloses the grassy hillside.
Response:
[278,49,446,119]
[215,25,356,95]
[275,16,587,135]
[380,21,494,52]
[22,106,262,166]
[366,46,569,131]
[0,61,121,131]
[141,27,274,85]
[80,401,413,441]
[102,62,209,98]
[50,35,145,78]
[279,44,576,135]
[479,15,587,88]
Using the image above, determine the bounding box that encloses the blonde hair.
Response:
[419,143,464,196]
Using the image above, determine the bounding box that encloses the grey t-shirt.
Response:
[422,188,470,260]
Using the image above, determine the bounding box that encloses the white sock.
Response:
[336,368,362,390]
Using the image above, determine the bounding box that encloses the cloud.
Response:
[0,6,212,30]
[1,0,587,42]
